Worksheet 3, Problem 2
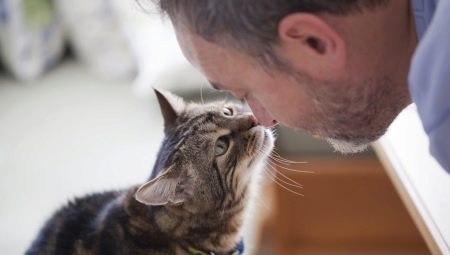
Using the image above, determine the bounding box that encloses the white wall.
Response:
[0,62,166,254]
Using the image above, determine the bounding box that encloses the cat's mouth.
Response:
[248,126,274,161]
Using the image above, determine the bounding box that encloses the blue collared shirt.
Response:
[410,0,450,173]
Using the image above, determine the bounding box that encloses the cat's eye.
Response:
[215,136,230,156]
[222,107,233,116]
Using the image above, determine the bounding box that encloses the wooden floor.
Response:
[254,156,430,255]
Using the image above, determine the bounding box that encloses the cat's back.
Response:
[26,190,120,255]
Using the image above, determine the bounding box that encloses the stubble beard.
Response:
[295,74,410,154]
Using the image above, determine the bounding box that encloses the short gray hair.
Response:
[153,0,388,70]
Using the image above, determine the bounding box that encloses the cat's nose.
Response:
[239,113,259,130]
[249,114,259,127]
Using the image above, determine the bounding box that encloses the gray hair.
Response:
[153,0,388,70]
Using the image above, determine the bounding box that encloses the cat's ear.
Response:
[135,167,190,206]
[154,89,185,131]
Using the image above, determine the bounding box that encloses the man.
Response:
[153,0,449,172]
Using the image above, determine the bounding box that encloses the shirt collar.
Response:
[411,0,437,39]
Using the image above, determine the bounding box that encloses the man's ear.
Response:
[135,166,191,206]
[154,89,185,132]
[277,13,346,77]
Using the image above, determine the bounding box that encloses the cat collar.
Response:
[183,238,244,255]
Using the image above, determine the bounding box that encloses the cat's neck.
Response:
[122,187,247,253]
[153,199,247,253]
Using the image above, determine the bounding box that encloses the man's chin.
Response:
[326,138,371,154]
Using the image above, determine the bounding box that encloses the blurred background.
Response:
[0,1,430,254]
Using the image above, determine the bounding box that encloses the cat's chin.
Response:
[249,126,274,164]
[261,128,275,156]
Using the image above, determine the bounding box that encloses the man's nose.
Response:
[246,98,278,127]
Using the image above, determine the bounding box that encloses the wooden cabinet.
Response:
[255,156,430,255]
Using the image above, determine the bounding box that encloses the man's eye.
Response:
[223,107,233,116]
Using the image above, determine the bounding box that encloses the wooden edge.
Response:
[372,141,448,255]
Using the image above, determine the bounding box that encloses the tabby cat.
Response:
[26,89,274,255]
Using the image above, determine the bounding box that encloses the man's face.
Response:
[173,24,409,153]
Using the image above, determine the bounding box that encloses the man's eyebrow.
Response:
[208,81,224,91]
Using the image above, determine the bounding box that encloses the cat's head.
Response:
[135,89,274,213]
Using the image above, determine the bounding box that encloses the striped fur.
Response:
[26,90,274,255]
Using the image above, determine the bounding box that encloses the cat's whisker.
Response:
[262,170,304,197]
[270,154,308,165]
[271,155,296,164]
[271,151,308,164]
[268,158,314,174]
[254,148,305,188]
[265,163,304,188]
[265,166,303,188]
[270,129,279,138]
[271,122,280,128]
[263,151,312,174]
[267,155,301,166]
[272,162,314,174]
[253,146,308,189]
[267,154,290,165]
[270,150,297,162]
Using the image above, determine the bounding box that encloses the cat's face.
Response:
[135,90,274,213]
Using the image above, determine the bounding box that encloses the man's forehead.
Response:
[173,24,235,81]
[172,23,198,63]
